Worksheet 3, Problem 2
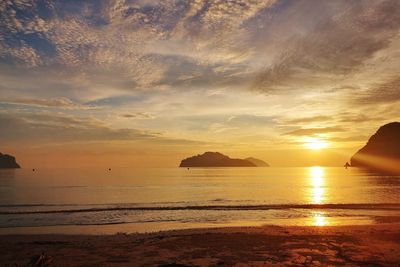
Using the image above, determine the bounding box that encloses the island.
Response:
[245,157,270,167]
[350,122,400,173]
[0,153,21,169]
[179,152,269,167]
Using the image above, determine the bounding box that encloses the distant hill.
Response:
[179,152,269,167]
[350,122,400,173]
[245,157,269,167]
[0,153,20,169]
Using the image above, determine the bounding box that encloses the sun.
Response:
[304,137,328,150]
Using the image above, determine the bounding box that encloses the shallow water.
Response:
[0,167,399,234]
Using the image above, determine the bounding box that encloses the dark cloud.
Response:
[0,112,159,142]
[354,77,400,105]
[0,112,208,147]
[120,112,154,119]
[248,0,400,92]
[0,63,138,101]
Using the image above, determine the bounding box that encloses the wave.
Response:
[1,203,400,215]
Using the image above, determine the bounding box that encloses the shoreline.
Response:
[0,215,394,236]
[1,223,399,266]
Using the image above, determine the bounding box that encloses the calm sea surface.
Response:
[0,167,399,234]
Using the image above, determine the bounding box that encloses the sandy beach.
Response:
[1,223,399,267]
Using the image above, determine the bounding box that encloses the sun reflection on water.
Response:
[312,211,329,226]
[310,166,325,204]
[308,167,330,226]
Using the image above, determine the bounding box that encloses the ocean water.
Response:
[0,167,399,234]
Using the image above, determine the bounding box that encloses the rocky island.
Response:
[245,157,270,167]
[179,152,268,167]
[350,122,400,173]
[0,153,20,169]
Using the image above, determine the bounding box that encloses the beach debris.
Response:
[27,252,52,267]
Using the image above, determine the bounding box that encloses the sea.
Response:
[0,167,399,234]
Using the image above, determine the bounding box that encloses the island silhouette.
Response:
[179,152,269,167]
[0,153,20,169]
[350,122,400,173]
[245,157,270,167]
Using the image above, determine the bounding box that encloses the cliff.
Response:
[0,153,21,169]
[350,122,400,173]
[180,152,261,167]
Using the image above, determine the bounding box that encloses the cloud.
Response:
[248,0,400,92]
[226,114,275,127]
[354,77,400,105]
[285,115,331,124]
[120,112,154,119]
[0,97,97,110]
[0,112,160,142]
[0,111,210,148]
[1,0,399,98]
[328,135,369,143]
[283,126,345,136]
[338,113,385,124]
[0,0,399,161]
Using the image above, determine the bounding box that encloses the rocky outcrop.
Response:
[350,122,400,173]
[0,153,21,169]
[180,152,267,167]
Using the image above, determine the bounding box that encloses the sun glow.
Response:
[304,137,328,150]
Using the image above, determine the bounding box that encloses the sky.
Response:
[0,0,399,168]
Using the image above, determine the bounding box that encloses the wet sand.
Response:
[1,224,399,266]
